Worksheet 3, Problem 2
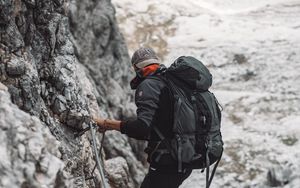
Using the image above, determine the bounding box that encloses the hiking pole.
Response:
[90,122,110,188]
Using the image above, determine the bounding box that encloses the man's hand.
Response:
[93,117,109,132]
[93,117,121,132]
[93,117,105,127]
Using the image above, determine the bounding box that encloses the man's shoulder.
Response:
[138,76,166,89]
[135,76,166,97]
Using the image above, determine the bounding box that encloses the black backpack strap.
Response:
[175,134,183,172]
[192,91,222,188]
[150,75,185,172]
[154,124,183,172]
[152,126,177,160]
[191,94,198,128]
[207,149,223,188]
[146,75,178,161]
[154,149,169,163]
[206,150,210,188]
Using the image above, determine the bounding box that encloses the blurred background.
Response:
[112,0,300,187]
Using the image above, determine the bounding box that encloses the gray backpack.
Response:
[153,56,223,188]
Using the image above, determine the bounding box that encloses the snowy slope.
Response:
[112,0,300,187]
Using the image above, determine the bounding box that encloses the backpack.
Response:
[152,56,223,188]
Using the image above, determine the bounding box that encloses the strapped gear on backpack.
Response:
[149,56,224,188]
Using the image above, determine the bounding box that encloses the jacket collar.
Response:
[130,64,166,90]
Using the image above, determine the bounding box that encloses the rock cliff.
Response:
[0,0,144,187]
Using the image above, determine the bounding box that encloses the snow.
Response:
[112,0,300,187]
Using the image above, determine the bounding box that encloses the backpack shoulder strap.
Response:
[145,75,177,159]
[152,126,177,160]
[146,74,168,85]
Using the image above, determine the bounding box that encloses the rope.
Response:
[91,131,106,175]
[71,116,109,187]
[90,122,109,188]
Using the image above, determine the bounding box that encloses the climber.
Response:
[93,47,193,188]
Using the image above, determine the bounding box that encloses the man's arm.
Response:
[93,117,150,140]
[93,117,121,131]
[94,78,164,140]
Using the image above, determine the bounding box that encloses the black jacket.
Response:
[121,67,176,165]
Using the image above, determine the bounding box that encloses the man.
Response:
[94,47,192,188]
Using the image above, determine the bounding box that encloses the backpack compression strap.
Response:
[146,75,178,161]
[191,92,223,188]
[150,75,186,172]
[152,126,177,160]
[207,149,223,188]
[191,94,212,188]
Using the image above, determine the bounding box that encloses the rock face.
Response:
[0,84,67,188]
[0,0,145,187]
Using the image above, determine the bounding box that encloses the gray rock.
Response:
[52,94,67,114]
[106,157,134,188]
[0,0,147,187]
[5,57,26,77]
[0,88,68,187]
[0,0,13,26]
[267,165,293,187]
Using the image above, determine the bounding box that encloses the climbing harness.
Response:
[74,120,109,188]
